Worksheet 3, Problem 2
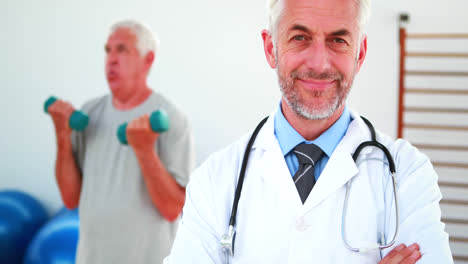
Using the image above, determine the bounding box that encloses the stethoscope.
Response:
[220,116,399,263]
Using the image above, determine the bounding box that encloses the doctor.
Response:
[165,0,453,263]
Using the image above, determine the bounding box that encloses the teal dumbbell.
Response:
[117,109,170,145]
[44,96,89,132]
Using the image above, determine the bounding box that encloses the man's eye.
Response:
[293,35,305,41]
[333,38,346,44]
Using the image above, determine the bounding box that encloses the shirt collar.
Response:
[274,102,351,158]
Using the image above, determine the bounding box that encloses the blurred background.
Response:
[1,0,468,262]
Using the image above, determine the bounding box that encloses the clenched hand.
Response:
[126,114,159,153]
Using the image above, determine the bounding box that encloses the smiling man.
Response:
[48,20,194,263]
[164,0,453,263]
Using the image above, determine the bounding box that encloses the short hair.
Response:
[109,19,160,57]
[267,0,371,41]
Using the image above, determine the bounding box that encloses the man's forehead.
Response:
[107,28,136,45]
[282,0,358,8]
[282,0,359,19]
[279,0,359,31]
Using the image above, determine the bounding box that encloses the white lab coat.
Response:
[165,109,453,264]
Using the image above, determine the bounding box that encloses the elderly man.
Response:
[164,0,453,263]
[48,20,195,263]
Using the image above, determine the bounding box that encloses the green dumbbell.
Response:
[44,96,89,132]
[117,109,170,145]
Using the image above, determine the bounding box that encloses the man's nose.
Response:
[302,41,331,72]
[106,52,118,66]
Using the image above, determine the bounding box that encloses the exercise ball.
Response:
[0,190,49,264]
[24,208,79,264]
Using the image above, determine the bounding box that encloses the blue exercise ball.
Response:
[24,208,79,264]
[0,190,49,264]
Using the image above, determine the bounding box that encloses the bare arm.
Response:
[127,115,186,222]
[49,100,82,209]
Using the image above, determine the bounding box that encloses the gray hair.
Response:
[110,19,160,57]
[267,0,371,41]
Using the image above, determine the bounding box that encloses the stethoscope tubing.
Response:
[224,116,399,259]
[342,116,399,252]
[341,170,399,252]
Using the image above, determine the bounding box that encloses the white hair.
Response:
[110,19,160,57]
[267,0,371,41]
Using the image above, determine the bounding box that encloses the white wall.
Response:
[1,0,467,214]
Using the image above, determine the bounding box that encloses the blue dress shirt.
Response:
[274,102,352,180]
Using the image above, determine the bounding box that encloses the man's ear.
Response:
[355,34,367,73]
[262,29,277,69]
[145,51,155,68]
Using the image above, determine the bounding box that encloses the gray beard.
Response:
[276,61,357,120]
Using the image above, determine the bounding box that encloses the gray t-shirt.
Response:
[72,92,195,264]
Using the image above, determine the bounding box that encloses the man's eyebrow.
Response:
[330,29,350,36]
[289,25,350,37]
[289,24,311,34]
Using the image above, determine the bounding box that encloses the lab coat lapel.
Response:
[304,148,358,210]
[252,113,303,211]
[303,110,373,211]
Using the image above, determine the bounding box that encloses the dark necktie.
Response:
[293,143,324,203]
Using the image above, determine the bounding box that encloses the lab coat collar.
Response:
[251,108,279,152]
[341,109,374,156]
[251,108,373,156]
